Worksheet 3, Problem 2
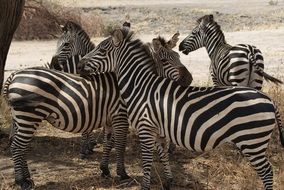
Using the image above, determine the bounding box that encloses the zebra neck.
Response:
[116,45,158,101]
[205,37,231,66]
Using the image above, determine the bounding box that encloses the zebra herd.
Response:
[2,15,284,190]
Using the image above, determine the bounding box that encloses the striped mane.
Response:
[156,36,167,47]
[197,15,226,43]
[117,29,157,74]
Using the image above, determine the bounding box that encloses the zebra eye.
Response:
[100,49,107,54]
[63,42,70,47]
[161,58,168,62]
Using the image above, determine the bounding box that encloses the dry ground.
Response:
[1,0,284,190]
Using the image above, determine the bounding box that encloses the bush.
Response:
[14,0,106,40]
[268,0,278,6]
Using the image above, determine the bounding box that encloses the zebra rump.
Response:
[4,67,130,190]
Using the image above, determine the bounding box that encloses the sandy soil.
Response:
[1,1,284,190]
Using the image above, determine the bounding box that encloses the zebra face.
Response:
[78,37,114,75]
[158,48,182,66]
[179,26,204,55]
[49,55,64,71]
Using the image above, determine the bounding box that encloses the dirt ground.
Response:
[1,0,284,190]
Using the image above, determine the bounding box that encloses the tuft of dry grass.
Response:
[268,0,278,6]
[0,96,11,135]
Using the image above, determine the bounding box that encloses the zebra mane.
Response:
[156,36,167,47]
[197,15,226,42]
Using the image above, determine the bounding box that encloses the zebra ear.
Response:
[60,24,66,32]
[167,31,180,49]
[209,14,214,21]
[152,38,162,52]
[112,29,124,46]
[122,21,131,33]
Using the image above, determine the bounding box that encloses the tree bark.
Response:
[0,0,25,90]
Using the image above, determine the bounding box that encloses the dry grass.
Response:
[13,0,108,40]
[0,82,284,190]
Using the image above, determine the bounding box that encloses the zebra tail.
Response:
[275,105,284,147]
[261,70,283,85]
[2,71,16,97]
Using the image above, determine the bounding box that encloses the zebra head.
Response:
[78,36,115,75]
[78,25,132,75]
[179,14,216,55]
[151,33,193,86]
[151,33,182,79]
[50,21,95,72]
[152,32,182,66]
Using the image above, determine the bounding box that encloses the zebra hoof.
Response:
[118,177,137,188]
[101,172,112,179]
[120,174,131,181]
[88,141,97,150]
[20,178,34,190]
[161,178,172,190]
[161,183,171,190]
[80,153,89,159]
[87,148,94,155]
[140,187,150,190]
[100,165,111,179]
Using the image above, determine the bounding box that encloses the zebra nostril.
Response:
[178,43,184,51]
[78,60,86,70]
[182,50,190,55]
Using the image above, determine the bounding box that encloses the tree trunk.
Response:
[0,0,25,90]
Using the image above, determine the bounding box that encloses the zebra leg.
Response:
[167,142,176,155]
[80,132,97,159]
[80,132,91,159]
[245,153,273,190]
[238,144,273,190]
[100,127,113,178]
[156,140,173,190]
[87,132,97,152]
[138,127,156,190]
[10,121,36,190]
[112,119,130,181]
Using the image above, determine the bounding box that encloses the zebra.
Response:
[49,21,97,157]
[179,14,282,90]
[78,28,284,190]
[3,68,131,190]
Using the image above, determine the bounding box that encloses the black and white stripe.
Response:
[3,68,130,189]
[179,14,282,90]
[78,29,284,190]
